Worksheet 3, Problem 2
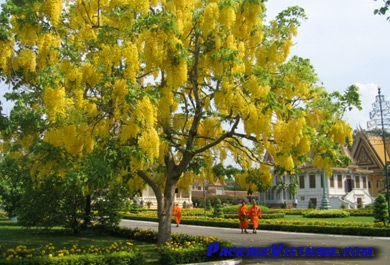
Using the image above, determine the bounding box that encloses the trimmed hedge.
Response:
[224,213,285,219]
[304,210,350,218]
[122,214,390,237]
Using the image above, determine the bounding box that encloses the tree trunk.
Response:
[137,168,179,245]
[157,176,177,245]
[82,194,92,231]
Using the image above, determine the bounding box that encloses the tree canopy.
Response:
[0,0,361,244]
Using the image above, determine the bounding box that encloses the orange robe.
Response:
[172,205,182,225]
[238,205,249,229]
[249,205,262,229]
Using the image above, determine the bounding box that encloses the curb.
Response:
[179,258,242,265]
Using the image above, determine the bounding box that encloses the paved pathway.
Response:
[120,219,390,265]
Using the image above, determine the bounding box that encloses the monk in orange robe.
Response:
[172,204,182,227]
[249,201,262,234]
[238,201,249,234]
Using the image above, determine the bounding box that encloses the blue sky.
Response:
[1,0,389,129]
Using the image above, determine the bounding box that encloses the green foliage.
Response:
[16,177,128,233]
[0,157,26,218]
[212,199,224,218]
[16,176,85,232]
[373,194,388,225]
[374,0,390,21]
[303,210,350,218]
[205,200,212,211]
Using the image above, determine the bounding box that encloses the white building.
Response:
[263,145,375,209]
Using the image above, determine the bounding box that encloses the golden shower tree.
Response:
[0,0,360,244]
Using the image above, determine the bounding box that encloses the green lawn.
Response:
[0,220,160,264]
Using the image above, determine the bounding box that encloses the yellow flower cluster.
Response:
[123,42,139,83]
[200,2,219,37]
[37,33,61,67]
[0,41,13,74]
[126,176,146,195]
[43,0,62,26]
[138,128,160,159]
[81,63,103,88]
[274,118,305,151]
[157,86,178,119]
[1,241,136,261]
[43,87,70,122]
[141,30,168,73]
[14,49,36,74]
[44,124,94,157]
[219,5,236,30]
[243,103,271,139]
[166,58,188,89]
[10,18,39,46]
[328,121,352,146]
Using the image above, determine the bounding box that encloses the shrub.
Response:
[205,200,212,211]
[212,199,224,218]
[304,209,350,218]
[373,194,388,225]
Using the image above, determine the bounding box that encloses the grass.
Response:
[0,220,160,264]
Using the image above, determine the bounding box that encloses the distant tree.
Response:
[373,194,388,225]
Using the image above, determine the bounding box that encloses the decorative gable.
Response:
[355,144,376,168]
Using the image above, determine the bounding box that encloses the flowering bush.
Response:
[100,225,234,265]
[0,240,144,264]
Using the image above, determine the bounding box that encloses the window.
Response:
[345,175,353,192]
[301,196,305,201]
[363,177,367,189]
[299,175,305,189]
[337,175,342,188]
[355,176,360,188]
[266,190,274,200]
[309,175,316,188]
[330,176,334,188]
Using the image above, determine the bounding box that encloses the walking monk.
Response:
[172,203,182,227]
[238,201,249,234]
[249,201,262,234]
